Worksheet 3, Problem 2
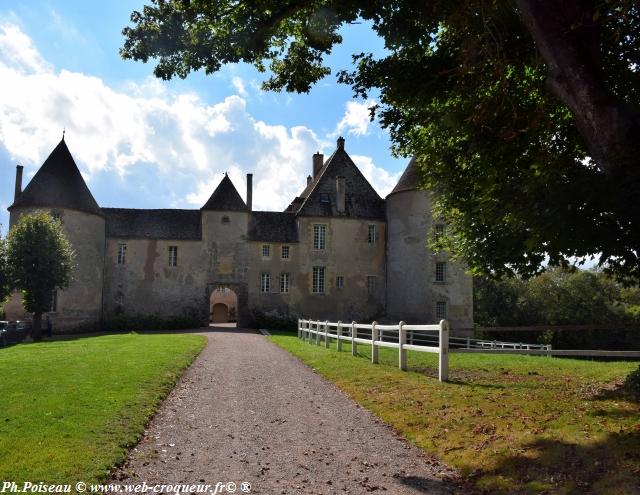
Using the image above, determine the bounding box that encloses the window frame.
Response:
[435,261,446,283]
[336,275,345,289]
[312,266,325,294]
[281,245,290,259]
[280,272,290,293]
[260,272,271,293]
[261,244,271,258]
[117,243,127,265]
[366,275,377,294]
[168,245,178,267]
[313,224,327,250]
[436,301,447,320]
[367,224,378,244]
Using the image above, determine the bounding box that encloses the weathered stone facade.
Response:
[6,137,473,332]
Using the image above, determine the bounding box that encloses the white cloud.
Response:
[332,100,376,137]
[0,23,395,213]
[351,154,401,198]
[0,22,51,73]
[231,76,248,97]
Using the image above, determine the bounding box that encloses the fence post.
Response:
[337,321,343,352]
[371,321,379,364]
[298,319,302,339]
[325,320,330,348]
[439,319,449,382]
[466,336,471,349]
[399,321,407,371]
[351,321,357,356]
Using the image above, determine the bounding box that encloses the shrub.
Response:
[103,314,203,332]
[249,309,298,331]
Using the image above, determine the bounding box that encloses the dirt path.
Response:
[112,326,463,494]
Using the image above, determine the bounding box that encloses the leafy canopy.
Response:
[122,1,640,281]
[0,227,10,306]
[6,212,74,316]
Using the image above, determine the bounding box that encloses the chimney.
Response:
[312,152,323,178]
[337,136,345,150]
[336,176,346,213]
[246,173,253,211]
[14,164,23,202]
[307,175,312,185]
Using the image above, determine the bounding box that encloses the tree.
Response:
[6,212,74,341]
[0,227,10,310]
[121,1,640,281]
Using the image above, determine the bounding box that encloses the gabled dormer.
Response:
[286,137,385,220]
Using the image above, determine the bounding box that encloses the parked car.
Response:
[0,320,31,347]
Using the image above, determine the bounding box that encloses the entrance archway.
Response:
[209,287,238,324]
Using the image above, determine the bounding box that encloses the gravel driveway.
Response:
[112,326,464,494]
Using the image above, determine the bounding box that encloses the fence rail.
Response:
[297,319,640,382]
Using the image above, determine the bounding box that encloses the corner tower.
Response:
[7,138,106,331]
[385,158,473,332]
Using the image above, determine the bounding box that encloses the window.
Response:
[367,225,377,244]
[261,272,271,293]
[169,246,178,267]
[435,262,446,282]
[262,244,271,258]
[366,276,377,294]
[221,216,230,224]
[336,275,345,289]
[436,301,447,320]
[280,273,290,293]
[281,245,290,259]
[313,224,326,250]
[117,243,126,265]
[50,290,57,312]
[434,224,445,241]
[312,267,325,293]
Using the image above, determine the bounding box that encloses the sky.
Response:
[0,1,409,232]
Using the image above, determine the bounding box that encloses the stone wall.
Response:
[247,216,387,322]
[6,206,105,332]
[386,190,473,332]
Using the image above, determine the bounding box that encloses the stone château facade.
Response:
[6,136,473,332]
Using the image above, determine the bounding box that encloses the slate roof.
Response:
[10,138,102,215]
[103,208,202,240]
[287,142,386,220]
[389,157,420,195]
[201,174,247,211]
[248,212,299,243]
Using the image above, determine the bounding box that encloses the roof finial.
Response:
[337,136,345,150]
[62,127,66,141]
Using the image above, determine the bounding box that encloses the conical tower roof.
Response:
[201,174,247,211]
[10,138,101,215]
[388,157,420,196]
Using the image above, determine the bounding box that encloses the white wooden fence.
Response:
[297,318,451,381]
[297,318,640,382]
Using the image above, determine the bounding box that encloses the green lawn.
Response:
[270,331,640,494]
[0,333,206,483]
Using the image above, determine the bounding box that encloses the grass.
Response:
[269,331,640,494]
[0,332,206,483]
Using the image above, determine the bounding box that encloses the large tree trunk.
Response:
[32,312,42,342]
[515,0,640,186]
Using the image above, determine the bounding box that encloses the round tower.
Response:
[7,138,106,332]
[385,158,473,331]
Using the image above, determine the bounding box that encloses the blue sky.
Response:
[0,1,408,231]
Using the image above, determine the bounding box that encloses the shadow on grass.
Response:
[398,475,473,494]
[481,430,640,493]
